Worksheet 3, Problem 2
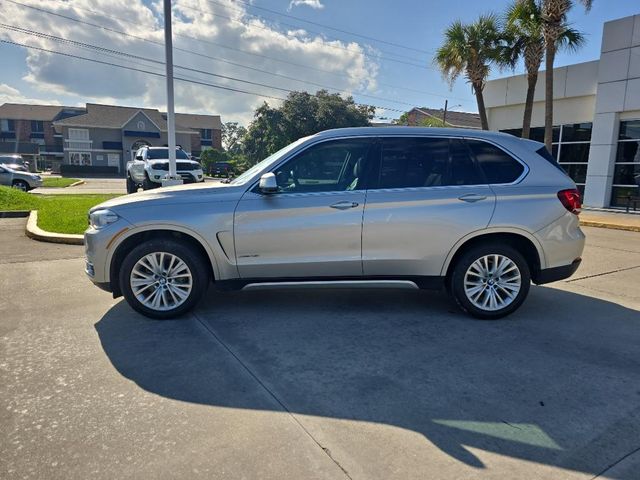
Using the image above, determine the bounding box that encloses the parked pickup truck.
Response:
[126,146,204,193]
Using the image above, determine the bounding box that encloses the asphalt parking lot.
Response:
[1,220,639,479]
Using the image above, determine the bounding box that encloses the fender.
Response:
[439,226,547,276]
[104,222,223,283]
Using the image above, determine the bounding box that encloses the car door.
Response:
[362,136,496,277]
[0,166,12,187]
[234,137,375,279]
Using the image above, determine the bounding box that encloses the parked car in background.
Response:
[125,147,204,193]
[85,127,584,320]
[0,154,30,172]
[211,161,234,177]
[0,164,42,191]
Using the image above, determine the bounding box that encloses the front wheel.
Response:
[126,175,138,194]
[142,174,158,190]
[119,240,209,319]
[12,180,29,192]
[450,244,530,320]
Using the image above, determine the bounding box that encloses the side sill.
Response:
[214,276,445,292]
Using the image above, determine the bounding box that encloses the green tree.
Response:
[242,90,374,164]
[504,0,584,139]
[435,15,507,130]
[221,122,247,156]
[541,0,592,150]
[199,148,230,174]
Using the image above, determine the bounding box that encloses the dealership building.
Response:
[484,13,640,209]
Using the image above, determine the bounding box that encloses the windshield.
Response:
[230,137,309,185]
[147,149,190,160]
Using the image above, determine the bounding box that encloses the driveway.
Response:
[1,223,639,479]
[31,176,222,195]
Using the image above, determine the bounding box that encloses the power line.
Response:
[0,38,408,114]
[0,24,419,110]
[0,39,288,101]
[223,0,434,55]
[178,0,429,66]
[4,0,465,102]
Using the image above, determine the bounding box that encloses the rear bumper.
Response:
[533,258,582,285]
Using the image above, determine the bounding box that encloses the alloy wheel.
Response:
[463,254,522,312]
[129,252,193,311]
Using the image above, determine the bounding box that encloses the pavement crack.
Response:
[590,444,640,479]
[501,420,521,430]
[565,264,640,283]
[193,313,353,480]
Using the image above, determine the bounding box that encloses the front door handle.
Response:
[458,193,487,203]
[330,201,359,210]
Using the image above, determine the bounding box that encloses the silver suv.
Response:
[85,127,585,320]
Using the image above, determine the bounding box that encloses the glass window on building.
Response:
[201,129,212,140]
[1,119,15,132]
[611,120,640,208]
[31,120,44,133]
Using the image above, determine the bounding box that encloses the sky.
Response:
[0,0,638,126]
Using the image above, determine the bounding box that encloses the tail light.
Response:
[557,189,581,215]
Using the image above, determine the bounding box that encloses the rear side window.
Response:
[467,139,525,184]
[377,137,483,189]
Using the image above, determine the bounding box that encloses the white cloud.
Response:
[288,0,325,11]
[0,83,61,105]
[0,0,376,126]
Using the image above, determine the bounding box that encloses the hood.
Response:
[92,181,243,212]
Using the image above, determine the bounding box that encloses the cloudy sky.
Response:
[0,0,638,125]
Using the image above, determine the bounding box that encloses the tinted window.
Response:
[378,138,449,188]
[467,139,525,184]
[561,122,592,142]
[147,149,190,160]
[273,138,372,193]
[449,139,482,185]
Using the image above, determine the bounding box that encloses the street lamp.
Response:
[162,0,182,187]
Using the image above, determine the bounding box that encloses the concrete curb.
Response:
[69,180,85,187]
[580,220,640,233]
[25,210,84,245]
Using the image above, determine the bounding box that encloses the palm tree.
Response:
[435,15,505,130]
[541,0,592,150]
[505,0,584,139]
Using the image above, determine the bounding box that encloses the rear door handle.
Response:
[330,201,359,210]
[458,193,487,203]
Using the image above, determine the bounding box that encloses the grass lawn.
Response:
[42,177,81,188]
[0,187,120,234]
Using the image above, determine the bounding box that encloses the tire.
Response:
[126,176,138,194]
[12,180,29,192]
[142,174,158,190]
[119,239,210,319]
[450,243,530,320]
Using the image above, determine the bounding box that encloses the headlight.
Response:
[89,209,119,229]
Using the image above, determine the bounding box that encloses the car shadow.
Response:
[95,285,640,478]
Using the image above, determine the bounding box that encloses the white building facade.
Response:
[484,13,640,209]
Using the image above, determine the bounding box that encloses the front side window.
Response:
[272,138,373,193]
[374,137,482,189]
[467,139,525,184]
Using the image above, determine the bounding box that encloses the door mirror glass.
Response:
[135,155,144,160]
[259,172,278,194]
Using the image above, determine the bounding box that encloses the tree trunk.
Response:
[473,83,489,130]
[522,72,538,139]
[544,43,556,151]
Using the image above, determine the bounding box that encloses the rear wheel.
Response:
[12,180,29,192]
[450,243,530,320]
[119,239,209,319]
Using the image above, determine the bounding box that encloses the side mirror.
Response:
[135,155,143,160]
[259,172,278,194]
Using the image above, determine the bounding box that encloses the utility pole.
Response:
[442,99,448,126]
[162,0,182,187]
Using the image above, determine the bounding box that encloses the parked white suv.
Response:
[126,146,204,193]
[86,127,585,320]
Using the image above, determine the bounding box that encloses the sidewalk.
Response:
[580,209,640,232]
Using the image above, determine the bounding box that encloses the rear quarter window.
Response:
[467,139,525,184]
